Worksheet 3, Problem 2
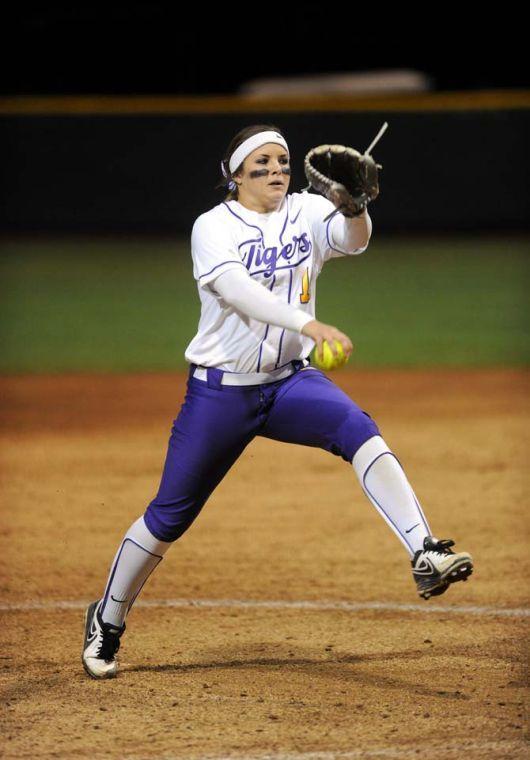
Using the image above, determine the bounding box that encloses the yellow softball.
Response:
[313,339,348,371]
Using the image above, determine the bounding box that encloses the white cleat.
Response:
[82,600,125,679]
[412,536,473,600]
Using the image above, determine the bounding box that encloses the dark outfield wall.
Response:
[1,109,528,233]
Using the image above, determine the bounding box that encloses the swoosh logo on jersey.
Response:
[111,594,129,604]
[406,523,420,534]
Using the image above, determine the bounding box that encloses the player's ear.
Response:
[232,158,246,182]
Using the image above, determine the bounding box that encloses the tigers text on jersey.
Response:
[185,191,368,374]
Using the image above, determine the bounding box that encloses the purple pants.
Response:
[144,363,380,542]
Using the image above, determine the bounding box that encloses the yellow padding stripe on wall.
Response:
[0,90,529,115]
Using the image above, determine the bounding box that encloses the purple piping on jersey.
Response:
[222,202,265,241]
[274,338,286,370]
[274,269,294,369]
[256,275,276,372]
[198,259,246,281]
[287,267,294,302]
[325,216,348,256]
[100,538,163,617]
[325,216,363,256]
[279,197,290,246]
[249,251,311,278]
[362,452,415,554]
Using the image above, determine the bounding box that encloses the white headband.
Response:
[228,131,289,174]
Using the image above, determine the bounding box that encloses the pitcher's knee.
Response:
[144,497,205,543]
[331,409,380,463]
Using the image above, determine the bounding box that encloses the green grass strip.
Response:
[1,236,528,372]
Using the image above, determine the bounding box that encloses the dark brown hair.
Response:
[216,123,286,201]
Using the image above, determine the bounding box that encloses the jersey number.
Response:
[300,267,311,303]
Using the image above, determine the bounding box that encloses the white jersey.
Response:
[185,191,367,373]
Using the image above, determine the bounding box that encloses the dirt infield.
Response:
[1,369,528,759]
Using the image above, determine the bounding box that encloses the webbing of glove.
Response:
[304,144,380,219]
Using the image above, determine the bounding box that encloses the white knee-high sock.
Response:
[352,436,431,556]
[100,516,172,627]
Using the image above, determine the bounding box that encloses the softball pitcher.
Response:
[82,124,473,679]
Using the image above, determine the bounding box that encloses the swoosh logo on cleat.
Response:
[414,558,435,575]
[86,618,99,645]
[406,523,420,534]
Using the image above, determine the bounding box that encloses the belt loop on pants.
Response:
[206,366,224,390]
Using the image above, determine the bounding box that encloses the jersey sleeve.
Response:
[191,212,247,289]
[213,268,313,333]
[300,191,370,266]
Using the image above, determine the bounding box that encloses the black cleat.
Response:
[82,600,125,679]
[412,536,473,600]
